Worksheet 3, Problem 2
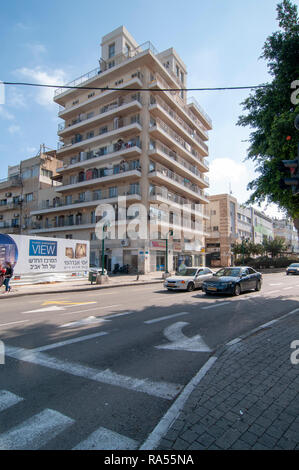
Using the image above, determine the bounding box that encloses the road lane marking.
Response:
[103,311,133,319]
[144,312,190,324]
[59,316,106,328]
[201,302,231,310]
[0,320,29,328]
[23,306,66,314]
[156,322,211,352]
[31,332,109,352]
[0,409,74,450]
[61,307,103,316]
[5,346,182,400]
[140,356,218,450]
[0,391,23,412]
[73,427,138,450]
[42,301,97,306]
[283,287,293,290]
[269,283,282,286]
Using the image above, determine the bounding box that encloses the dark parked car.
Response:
[202,266,262,296]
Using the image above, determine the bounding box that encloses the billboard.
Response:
[0,234,89,274]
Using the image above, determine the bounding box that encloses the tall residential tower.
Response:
[30,27,212,273]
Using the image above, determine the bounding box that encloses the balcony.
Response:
[149,95,209,154]
[149,117,209,168]
[57,137,142,172]
[0,221,20,233]
[0,176,22,189]
[54,41,158,100]
[0,201,22,212]
[149,185,209,219]
[57,116,142,155]
[148,73,210,137]
[187,96,212,130]
[30,185,141,217]
[148,162,209,203]
[58,164,141,192]
[58,93,142,135]
[149,140,209,187]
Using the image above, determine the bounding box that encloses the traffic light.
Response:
[282,154,299,195]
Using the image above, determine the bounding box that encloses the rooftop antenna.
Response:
[229,182,233,195]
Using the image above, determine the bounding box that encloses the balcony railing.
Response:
[149,140,209,184]
[187,96,212,127]
[149,185,209,216]
[59,137,141,171]
[57,115,142,151]
[58,93,142,132]
[32,185,141,218]
[149,95,208,150]
[149,162,208,199]
[149,73,210,136]
[62,160,141,187]
[149,117,208,160]
[54,40,158,98]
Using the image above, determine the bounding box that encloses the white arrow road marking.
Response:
[0,409,74,450]
[156,322,212,352]
[22,306,66,314]
[0,391,23,412]
[59,316,107,328]
[144,311,190,324]
[73,427,138,450]
[5,346,182,400]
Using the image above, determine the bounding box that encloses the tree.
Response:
[237,0,299,230]
[263,237,287,257]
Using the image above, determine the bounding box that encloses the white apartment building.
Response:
[30,26,211,273]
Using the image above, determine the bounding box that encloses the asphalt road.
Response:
[0,272,298,450]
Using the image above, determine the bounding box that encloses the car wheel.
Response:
[255,280,262,291]
[187,282,195,292]
[205,291,211,296]
[234,284,241,296]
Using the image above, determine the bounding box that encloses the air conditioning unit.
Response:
[36,215,43,220]
[121,239,129,247]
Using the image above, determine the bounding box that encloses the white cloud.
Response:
[8,87,26,108]
[8,124,21,135]
[0,106,15,120]
[24,43,47,58]
[209,157,255,203]
[16,67,67,108]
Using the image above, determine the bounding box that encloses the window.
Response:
[90,232,97,241]
[212,226,218,231]
[108,43,115,58]
[87,92,95,99]
[108,60,115,69]
[65,234,73,239]
[41,168,53,178]
[65,195,72,205]
[176,65,179,77]
[78,192,85,202]
[100,126,108,135]
[25,193,33,203]
[109,186,118,198]
[86,131,94,139]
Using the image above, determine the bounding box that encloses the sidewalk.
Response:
[0,272,164,299]
[158,313,299,450]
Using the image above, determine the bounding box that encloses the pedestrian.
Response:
[3,262,13,293]
[0,264,5,288]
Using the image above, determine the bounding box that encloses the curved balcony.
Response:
[58,95,142,137]
[149,140,209,187]
[148,162,209,204]
[57,117,142,155]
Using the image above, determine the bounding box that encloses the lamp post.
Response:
[165,229,173,276]
[101,223,110,275]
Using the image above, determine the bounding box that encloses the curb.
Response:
[0,279,164,299]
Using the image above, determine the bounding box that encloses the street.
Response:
[0,272,298,450]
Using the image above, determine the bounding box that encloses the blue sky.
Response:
[0,0,292,217]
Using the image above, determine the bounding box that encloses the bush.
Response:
[234,256,299,269]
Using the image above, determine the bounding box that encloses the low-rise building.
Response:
[0,147,62,234]
[273,218,299,253]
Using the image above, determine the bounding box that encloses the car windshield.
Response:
[215,268,242,278]
[175,268,199,276]
[289,263,299,267]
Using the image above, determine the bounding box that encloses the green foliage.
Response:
[262,236,287,257]
[237,0,299,218]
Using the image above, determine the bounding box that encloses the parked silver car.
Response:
[164,267,215,291]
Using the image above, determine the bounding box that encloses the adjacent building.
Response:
[273,218,299,253]
[0,146,61,235]
[30,26,212,273]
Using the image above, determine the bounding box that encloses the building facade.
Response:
[30,26,212,273]
[0,147,61,235]
[273,218,299,253]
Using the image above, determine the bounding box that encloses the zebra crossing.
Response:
[0,390,139,450]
